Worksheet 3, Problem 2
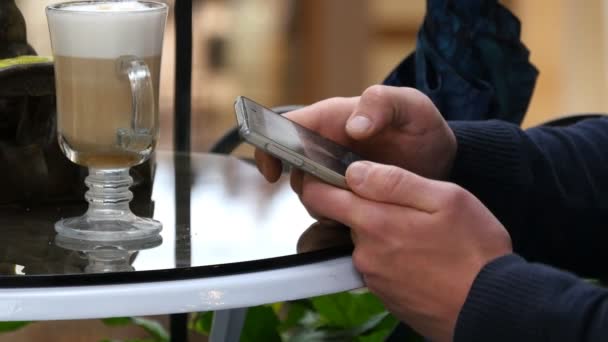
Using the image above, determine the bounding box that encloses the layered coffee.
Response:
[47,1,166,168]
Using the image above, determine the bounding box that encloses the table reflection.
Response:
[296,220,352,253]
[0,152,353,285]
[55,234,162,273]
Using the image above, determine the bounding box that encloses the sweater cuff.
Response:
[448,120,531,193]
[454,254,579,342]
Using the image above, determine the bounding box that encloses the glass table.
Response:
[0,151,361,341]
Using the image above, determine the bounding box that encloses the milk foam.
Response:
[47,1,167,59]
[66,2,153,12]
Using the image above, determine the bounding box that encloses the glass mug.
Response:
[46,1,168,240]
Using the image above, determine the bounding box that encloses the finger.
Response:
[299,174,419,231]
[291,170,325,220]
[346,85,440,140]
[254,148,283,182]
[290,168,305,196]
[346,161,446,213]
[283,97,359,146]
[350,230,359,245]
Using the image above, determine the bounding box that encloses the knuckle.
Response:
[403,87,433,109]
[376,165,409,199]
[403,87,429,102]
[347,202,374,229]
[440,183,470,208]
[348,202,385,231]
[399,88,440,127]
[361,85,388,104]
[352,248,372,274]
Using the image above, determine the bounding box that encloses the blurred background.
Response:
[5,0,608,340]
[17,0,608,152]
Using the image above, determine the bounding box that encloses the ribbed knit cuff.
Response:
[448,120,532,194]
[454,254,580,342]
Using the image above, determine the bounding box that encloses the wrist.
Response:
[454,254,583,342]
[447,120,530,191]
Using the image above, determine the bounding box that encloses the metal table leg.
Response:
[209,308,248,342]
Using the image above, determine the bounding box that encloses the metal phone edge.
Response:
[234,96,349,190]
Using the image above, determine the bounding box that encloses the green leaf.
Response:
[279,301,311,332]
[189,312,213,335]
[0,321,30,332]
[351,312,391,335]
[100,339,157,342]
[285,328,333,342]
[102,317,133,326]
[355,312,399,342]
[240,306,281,342]
[311,291,387,328]
[101,317,168,342]
[131,317,169,342]
[356,328,393,342]
[271,302,283,315]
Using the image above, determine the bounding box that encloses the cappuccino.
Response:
[47,1,166,168]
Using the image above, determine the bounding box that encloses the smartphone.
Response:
[234,96,363,189]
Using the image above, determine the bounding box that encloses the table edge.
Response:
[0,245,353,288]
[0,256,363,321]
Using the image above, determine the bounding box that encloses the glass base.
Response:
[55,167,161,241]
[55,214,162,241]
[55,233,163,273]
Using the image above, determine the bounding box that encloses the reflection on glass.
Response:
[55,234,162,273]
[296,220,353,253]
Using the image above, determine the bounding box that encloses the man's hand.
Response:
[300,161,513,342]
[254,85,457,186]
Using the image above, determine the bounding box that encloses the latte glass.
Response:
[46,1,168,241]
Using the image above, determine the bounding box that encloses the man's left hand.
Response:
[299,161,513,342]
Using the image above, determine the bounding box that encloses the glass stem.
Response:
[85,168,134,220]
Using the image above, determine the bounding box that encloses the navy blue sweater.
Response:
[449,118,608,341]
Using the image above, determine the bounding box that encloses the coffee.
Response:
[54,55,161,168]
[47,1,166,168]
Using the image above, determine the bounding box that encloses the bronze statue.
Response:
[0,0,35,58]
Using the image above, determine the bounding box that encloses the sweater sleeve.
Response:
[454,254,608,342]
[448,118,608,278]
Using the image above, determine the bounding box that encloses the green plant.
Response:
[191,290,421,341]
[0,321,29,333]
[0,291,423,341]
[100,317,169,342]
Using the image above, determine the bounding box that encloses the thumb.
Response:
[346,161,443,213]
[345,85,438,140]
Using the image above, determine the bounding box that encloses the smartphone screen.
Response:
[237,97,362,178]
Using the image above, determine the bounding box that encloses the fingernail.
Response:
[346,115,372,135]
[347,161,370,187]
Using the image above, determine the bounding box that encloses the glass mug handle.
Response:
[116,55,155,152]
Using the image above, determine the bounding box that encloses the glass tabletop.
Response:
[0,151,353,287]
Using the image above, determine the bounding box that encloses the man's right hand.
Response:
[254,85,457,191]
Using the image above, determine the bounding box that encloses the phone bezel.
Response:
[234,96,349,189]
